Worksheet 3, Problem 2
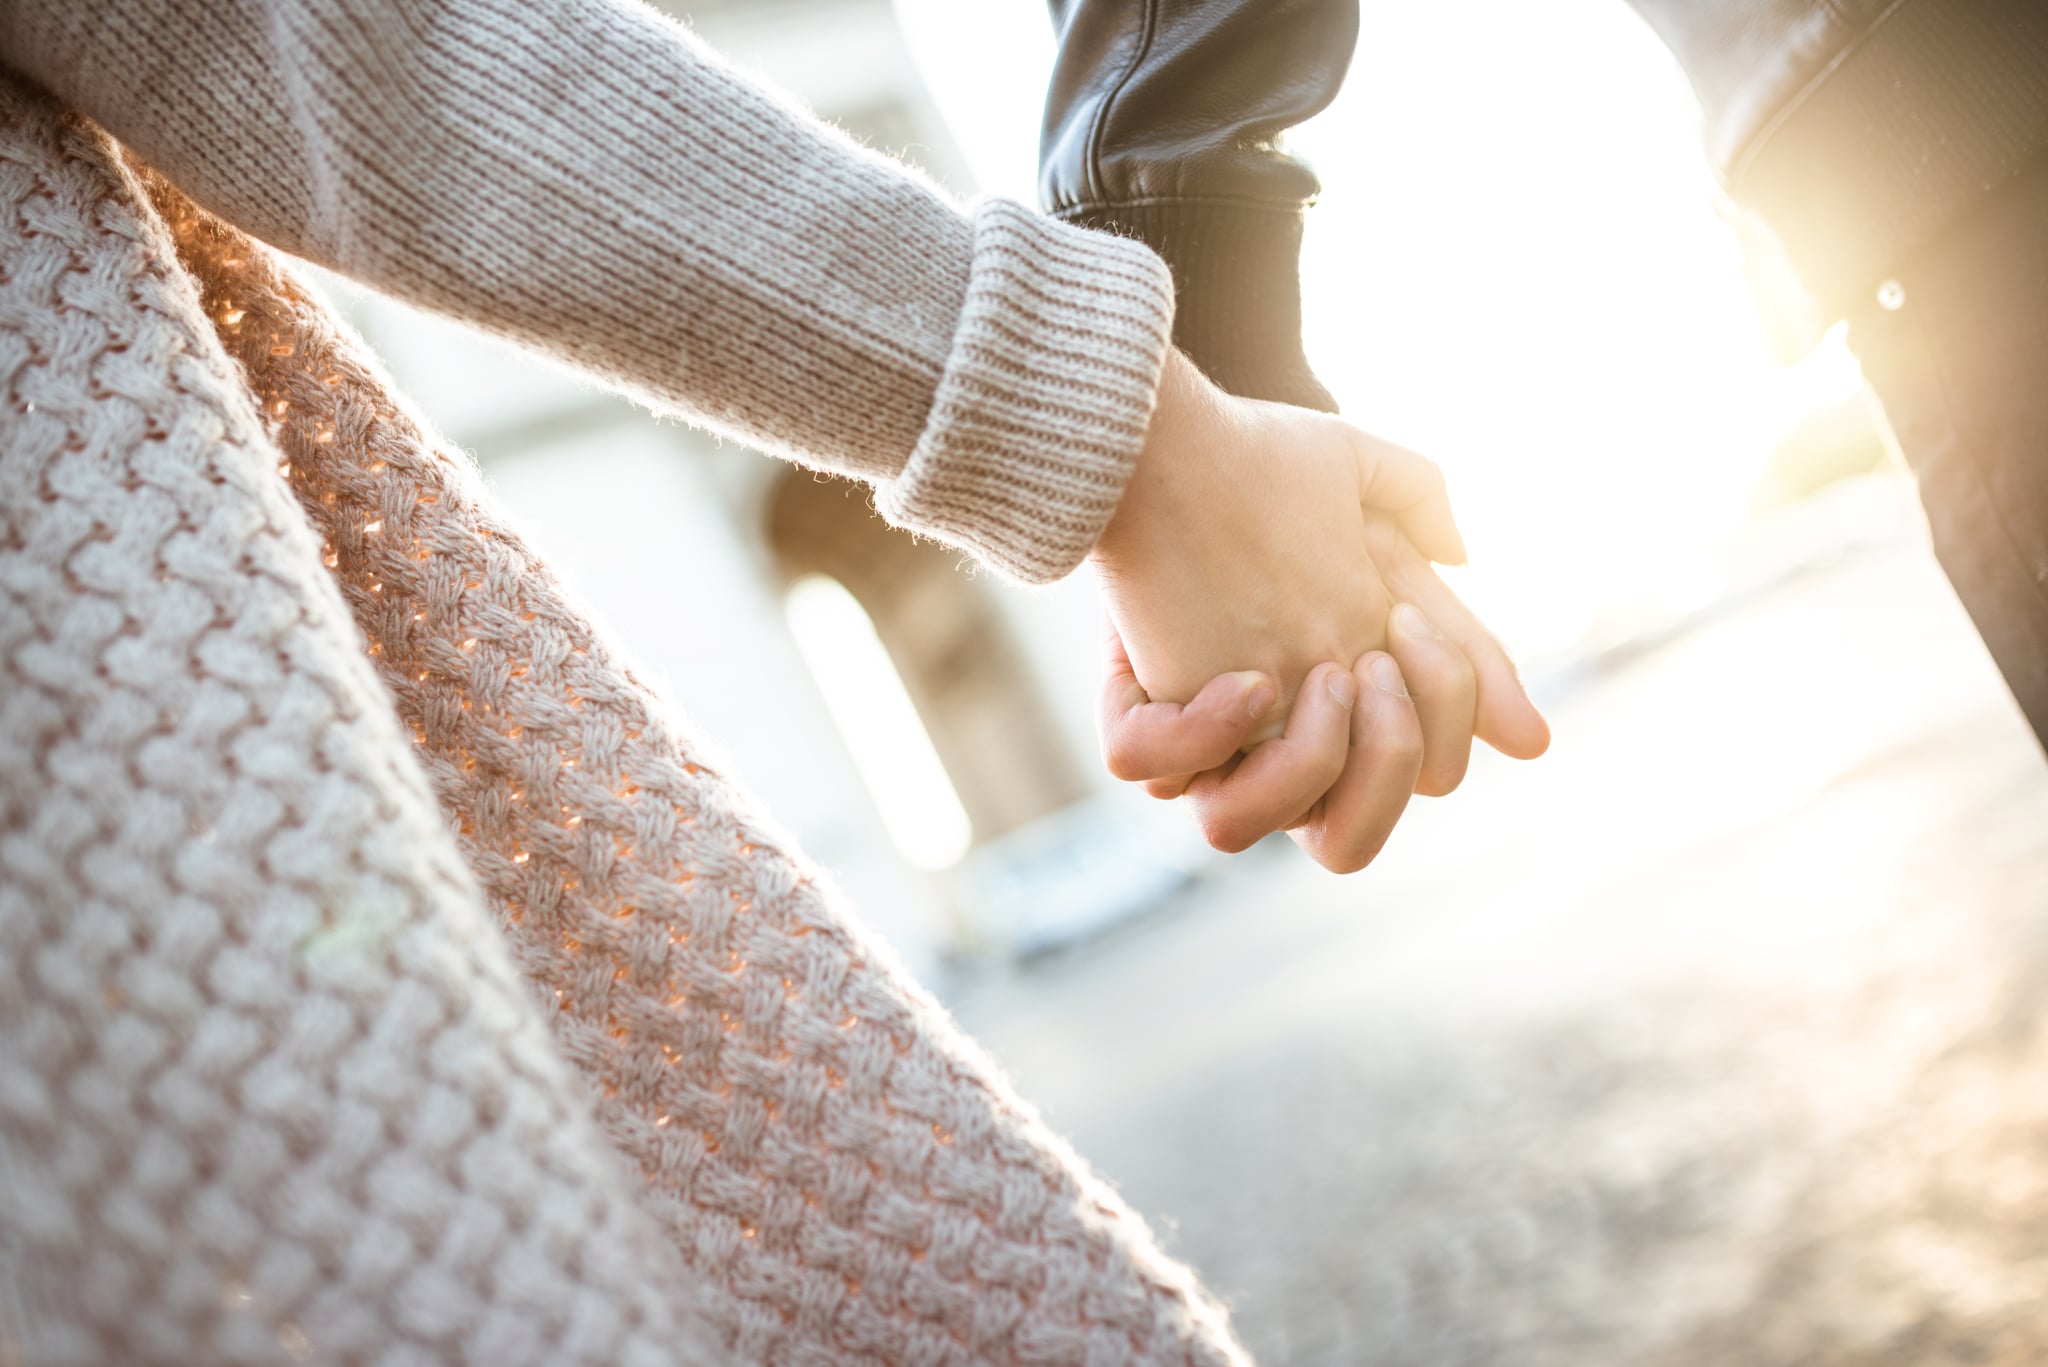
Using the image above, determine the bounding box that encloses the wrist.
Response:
[1093,348,1214,575]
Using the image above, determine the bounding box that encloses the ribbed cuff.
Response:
[878,199,1175,585]
[1058,200,1336,414]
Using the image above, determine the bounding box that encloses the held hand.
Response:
[1099,581,1539,873]
[1089,349,1465,745]
[1088,340,1549,872]
[1099,618,1426,871]
[1110,543,1551,800]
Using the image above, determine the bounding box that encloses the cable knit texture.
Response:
[0,89,718,1367]
[0,80,1247,1366]
[0,0,1175,583]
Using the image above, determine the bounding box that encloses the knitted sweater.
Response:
[0,0,1176,585]
[0,3,1247,1364]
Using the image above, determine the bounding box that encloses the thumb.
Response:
[1347,427,1467,566]
[1097,616,1279,783]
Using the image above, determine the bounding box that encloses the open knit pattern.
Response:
[0,89,714,1367]
[0,86,1247,1366]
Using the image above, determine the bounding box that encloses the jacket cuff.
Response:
[878,199,1175,585]
[1057,200,1336,414]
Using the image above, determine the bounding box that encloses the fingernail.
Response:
[1394,603,1443,640]
[1325,669,1357,710]
[1370,654,1408,696]
[1235,672,1277,719]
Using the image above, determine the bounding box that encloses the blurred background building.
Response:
[315,5,2048,1359]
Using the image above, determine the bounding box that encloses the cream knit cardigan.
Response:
[0,1,1249,1362]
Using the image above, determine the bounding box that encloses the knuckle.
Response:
[1199,813,1255,855]
[1335,828,1392,873]
[1101,735,1148,782]
[1302,728,1347,778]
[1362,517,1402,559]
[1414,766,1466,799]
[1317,840,1375,875]
[1382,728,1427,770]
[1187,720,1243,771]
[1314,758,1349,799]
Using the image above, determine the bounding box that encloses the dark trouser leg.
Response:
[1846,155,2048,754]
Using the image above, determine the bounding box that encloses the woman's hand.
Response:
[1097,619,1431,871]
[1098,575,1545,873]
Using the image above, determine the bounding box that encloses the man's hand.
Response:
[1368,515,1551,775]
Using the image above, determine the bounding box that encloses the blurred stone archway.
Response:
[765,471,1088,846]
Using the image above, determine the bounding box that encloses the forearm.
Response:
[1040,0,1358,410]
[1,0,1174,582]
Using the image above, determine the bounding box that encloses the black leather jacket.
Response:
[1041,0,2048,399]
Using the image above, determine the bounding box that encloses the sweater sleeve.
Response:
[0,0,1174,583]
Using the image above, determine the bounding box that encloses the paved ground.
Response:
[952,523,2048,1366]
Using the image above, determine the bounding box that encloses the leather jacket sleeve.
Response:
[1622,0,2047,354]
[1040,0,1359,411]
